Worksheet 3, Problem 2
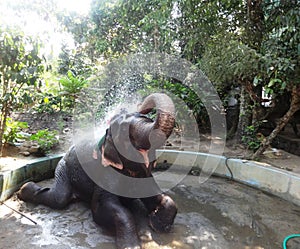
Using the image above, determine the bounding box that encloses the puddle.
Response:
[1,175,300,249]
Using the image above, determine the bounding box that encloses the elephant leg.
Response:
[141,194,177,232]
[91,189,141,249]
[17,158,73,209]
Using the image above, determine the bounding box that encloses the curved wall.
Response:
[1,150,300,207]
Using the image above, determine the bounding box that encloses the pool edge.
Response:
[156,149,300,207]
[1,150,300,207]
[0,154,64,201]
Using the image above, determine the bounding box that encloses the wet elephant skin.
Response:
[17,93,177,249]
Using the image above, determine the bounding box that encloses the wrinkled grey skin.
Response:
[17,93,177,249]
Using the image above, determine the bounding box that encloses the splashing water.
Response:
[73,52,226,196]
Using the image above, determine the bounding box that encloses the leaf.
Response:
[253,76,260,86]
[268,78,282,88]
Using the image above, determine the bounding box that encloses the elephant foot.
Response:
[139,229,153,242]
[17,181,49,204]
[116,235,141,249]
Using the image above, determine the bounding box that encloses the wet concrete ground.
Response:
[1,175,300,249]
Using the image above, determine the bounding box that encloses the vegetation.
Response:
[3,118,28,144]
[30,129,59,155]
[0,0,299,158]
[59,70,88,109]
[0,28,44,155]
[147,78,209,130]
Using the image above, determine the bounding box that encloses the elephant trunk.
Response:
[132,93,175,150]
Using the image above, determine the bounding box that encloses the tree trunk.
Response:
[0,77,10,157]
[235,85,252,142]
[252,86,300,159]
[0,108,8,156]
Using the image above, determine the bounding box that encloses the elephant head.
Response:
[100,93,175,177]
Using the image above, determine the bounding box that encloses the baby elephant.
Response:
[18,93,177,249]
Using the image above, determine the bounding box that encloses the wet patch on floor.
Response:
[1,175,300,249]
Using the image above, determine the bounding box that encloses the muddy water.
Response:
[1,175,300,249]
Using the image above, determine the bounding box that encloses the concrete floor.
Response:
[1,175,300,249]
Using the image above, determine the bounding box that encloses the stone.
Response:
[19,141,40,156]
[28,144,39,153]
[20,151,30,156]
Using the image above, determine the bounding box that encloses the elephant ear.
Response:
[101,128,124,170]
[100,111,134,170]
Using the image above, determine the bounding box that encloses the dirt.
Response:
[223,141,300,175]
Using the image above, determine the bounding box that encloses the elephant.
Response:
[17,93,178,249]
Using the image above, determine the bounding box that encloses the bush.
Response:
[3,118,28,144]
[30,129,59,155]
[34,93,62,114]
[242,125,262,151]
[146,78,209,129]
[59,70,88,109]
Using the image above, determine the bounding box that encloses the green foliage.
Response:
[90,0,177,56]
[146,78,209,128]
[0,27,44,154]
[0,29,44,86]
[34,93,62,114]
[88,0,246,61]
[3,118,28,144]
[261,1,300,93]
[58,46,93,76]
[241,125,262,151]
[199,36,263,87]
[59,70,87,94]
[59,70,88,109]
[30,129,59,155]
[177,0,246,62]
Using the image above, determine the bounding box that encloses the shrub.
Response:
[3,118,28,144]
[242,125,262,151]
[30,129,59,155]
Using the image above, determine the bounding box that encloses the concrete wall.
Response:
[0,155,63,201]
[1,150,300,207]
[156,150,300,207]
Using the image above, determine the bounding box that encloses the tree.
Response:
[73,0,300,158]
[56,10,96,70]
[89,0,177,58]
[88,0,246,61]
[57,45,93,77]
[252,0,300,158]
[199,35,264,141]
[177,0,246,62]
[198,0,300,155]
[0,28,44,155]
[59,70,88,109]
